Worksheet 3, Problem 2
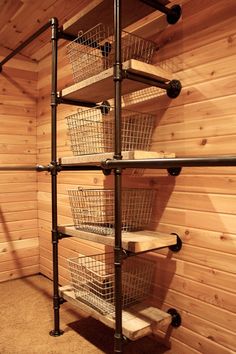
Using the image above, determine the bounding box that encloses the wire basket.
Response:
[67,23,157,83]
[66,106,155,156]
[68,188,155,235]
[68,252,154,315]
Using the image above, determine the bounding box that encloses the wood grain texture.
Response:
[0,59,37,282]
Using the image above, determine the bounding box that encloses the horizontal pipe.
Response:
[58,28,77,42]
[0,164,50,171]
[123,70,169,90]
[139,0,172,15]
[0,21,51,70]
[60,165,102,171]
[58,97,97,108]
[101,156,236,169]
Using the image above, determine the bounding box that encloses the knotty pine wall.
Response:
[37,0,236,353]
[0,57,39,282]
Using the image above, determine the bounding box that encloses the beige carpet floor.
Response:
[0,274,170,354]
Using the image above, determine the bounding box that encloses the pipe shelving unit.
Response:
[0,1,236,353]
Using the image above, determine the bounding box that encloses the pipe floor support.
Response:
[50,17,63,338]
[114,247,123,353]
[49,230,64,337]
[114,169,123,353]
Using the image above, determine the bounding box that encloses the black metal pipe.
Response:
[0,21,51,72]
[60,165,102,171]
[114,0,123,352]
[58,97,98,108]
[114,169,123,354]
[139,0,182,24]
[58,28,77,42]
[123,71,182,98]
[49,17,63,338]
[123,70,169,90]
[102,156,236,170]
[140,0,173,15]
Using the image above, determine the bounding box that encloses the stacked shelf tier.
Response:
[58,226,177,253]
[59,285,171,341]
[61,59,172,103]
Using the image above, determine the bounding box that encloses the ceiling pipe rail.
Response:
[0,20,52,72]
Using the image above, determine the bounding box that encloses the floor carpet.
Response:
[0,274,171,354]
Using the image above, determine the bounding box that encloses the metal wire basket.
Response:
[68,252,154,315]
[66,106,155,155]
[67,23,157,83]
[68,188,155,235]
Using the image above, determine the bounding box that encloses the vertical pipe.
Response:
[114,0,123,352]
[49,17,63,337]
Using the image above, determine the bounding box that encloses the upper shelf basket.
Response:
[67,23,157,83]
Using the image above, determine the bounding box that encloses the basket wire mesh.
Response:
[67,23,157,83]
[68,188,155,235]
[66,106,155,156]
[68,252,154,315]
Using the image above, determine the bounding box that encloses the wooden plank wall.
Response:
[0,56,39,282]
[37,0,236,353]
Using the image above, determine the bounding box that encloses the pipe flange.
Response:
[49,329,64,337]
[100,101,111,115]
[167,308,182,327]
[167,5,182,25]
[169,233,182,252]
[167,79,182,98]
[167,167,182,176]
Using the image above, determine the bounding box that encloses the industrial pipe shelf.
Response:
[58,226,177,253]
[59,285,172,341]
[60,59,174,103]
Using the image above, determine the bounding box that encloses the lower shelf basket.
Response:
[68,252,155,315]
[68,187,155,235]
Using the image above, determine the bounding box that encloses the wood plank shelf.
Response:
[59,285,172,341]
[60,59,172,103]
[59,151,175,166]
[62,0,170,36]
[58,226,177,253]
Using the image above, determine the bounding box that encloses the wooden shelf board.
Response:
[58,226,177,253]
[61,59,172,103]
[59,285,171,341]
[62,0,170,36]
[59,151,175,166]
